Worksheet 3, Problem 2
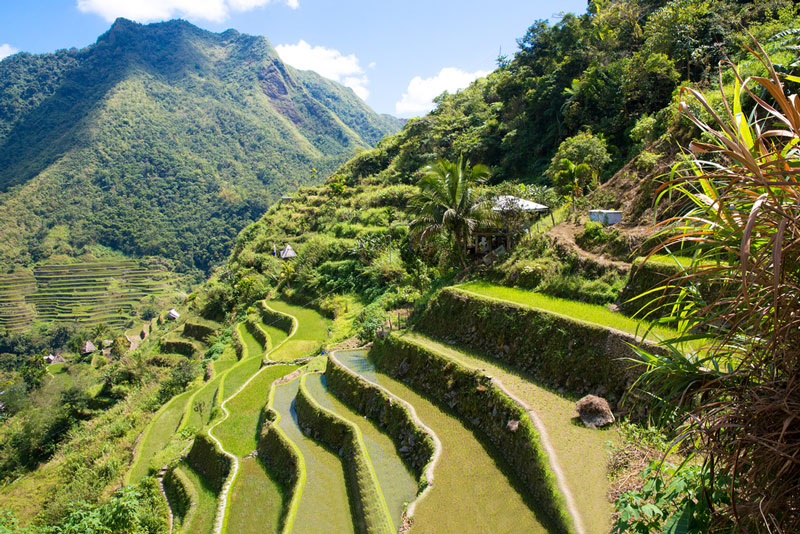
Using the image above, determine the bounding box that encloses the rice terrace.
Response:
[1,1,798,533]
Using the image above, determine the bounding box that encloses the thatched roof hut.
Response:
[81,341,98,355]
[279,245,297,259]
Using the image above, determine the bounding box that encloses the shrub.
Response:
[365,247,407,287]
[354,301,387,343]
[634,150,662,172]
[575,221,631,260]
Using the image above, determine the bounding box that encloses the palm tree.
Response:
[409,155,492,269]
[555,158,591,212]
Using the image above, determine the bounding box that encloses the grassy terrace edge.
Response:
[295,372,395,534]
[454,282,678,342]
[370,334,576,534]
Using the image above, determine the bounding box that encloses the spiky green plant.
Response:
[630,38,800,532]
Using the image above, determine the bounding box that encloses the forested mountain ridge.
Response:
[0,18,403,276]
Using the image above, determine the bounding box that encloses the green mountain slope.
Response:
[0,18,403,275]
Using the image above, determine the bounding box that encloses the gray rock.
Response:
[576,395,615,429]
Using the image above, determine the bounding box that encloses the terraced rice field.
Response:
[226,457,284,534]
[215,364,297,457]
[181,371,226,432]
[272,378,356,534]
[154,295,623,534]
[304,373,418,529]
[265,300,329,361]
[127,388,196,483]
[0,270,37,333]
[400,332,617,534]
[0,260,175,333]
[172,463,218,534]
[455,281,679,342]
[335,350,551,534]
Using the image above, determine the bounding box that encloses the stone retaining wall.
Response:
[326,356,434,479]
[185,433,231,494]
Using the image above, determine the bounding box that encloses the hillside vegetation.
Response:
[2,1,799,533]
[0,18,403,277]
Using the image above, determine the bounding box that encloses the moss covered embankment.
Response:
[163,466,197,527]
[295,373,395,534]
[183,318,220,343]
[257,386,305,534]
[244,317,270,355]
[257,300,294,335]
[161,338,198,357]
[418,287,655,403]
[326,355,435,480]
[185,433,232,494]
[370,334,575,534]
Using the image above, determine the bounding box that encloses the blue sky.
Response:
[0,0,587,117]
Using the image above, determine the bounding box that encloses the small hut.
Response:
[279,245,297,260]
[167,308,180,320]
[81,341,98,355]
[470,195,549,255]
[51,354,66,364]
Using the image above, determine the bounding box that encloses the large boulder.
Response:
[576,395,615,428]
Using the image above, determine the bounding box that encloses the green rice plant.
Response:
[179,372,225,432]
[214,364,297,457]
[126,388,195,484]
[455,281,678,342]
[237,322,264,361]
[401,332,616,533]
[271,378,355,534]
[296,373,395,534]
[305,373,418,529]
[226,457,284,534]
[335,350,551,534]
[173,463,218,534]
[220,355,263,404]
[263,300,329,361]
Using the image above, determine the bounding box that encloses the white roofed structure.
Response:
[279,245,297,259]
[492,195,549,213]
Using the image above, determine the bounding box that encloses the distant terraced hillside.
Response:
[0,259,177,333]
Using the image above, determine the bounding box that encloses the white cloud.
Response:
[76,0,297,23]
[395,67,489,117]
[276,40,369,100]
[0,44,19,60]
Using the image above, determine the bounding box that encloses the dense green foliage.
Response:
[409,156,493,268]
[0,484,168,534]
[0,18,402,277]
[197,0,800,343]
[322,0,799,189]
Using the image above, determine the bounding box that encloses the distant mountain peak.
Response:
[0,19,404,274]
